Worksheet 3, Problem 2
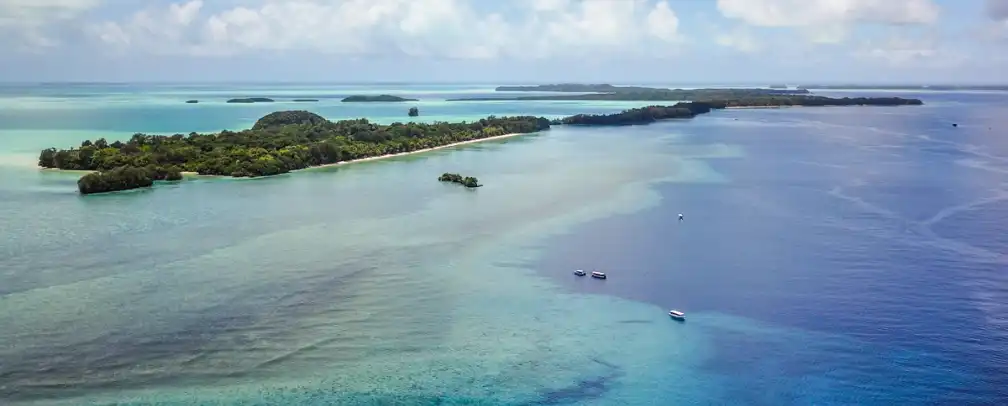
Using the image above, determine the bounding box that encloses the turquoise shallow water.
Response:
[1,84,1006,405]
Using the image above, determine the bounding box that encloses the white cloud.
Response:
[0,0,99,26]
[715,28,761,53]
[801,24,848,44]
[646,1,682,43]
[852,36,965,68]
[0,0,101,47]
[715,0,940,38]
[86,0,686,59]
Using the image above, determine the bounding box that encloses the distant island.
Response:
[292,99,319,102]
[438,173,480,188]
[38,91,924,194]
[185,100,199,104]
[797,84,1008,91]
[449,87,811,102]
[342,95,418,102]
[495,84,672,93]
[553,96,919,126]
[227,97,275,103]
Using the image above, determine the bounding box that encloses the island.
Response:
[76,165,183,195]
[797,84,1008,91]
[38,92,924,194]
[185,100,199,104]
[495,84,672,93]
[227,97,275,103]
[292,99,319,102]
[408,107,419,117]
[439,173,480,188]
[449,87,812,102]
[39,110,550,192]
[556,96,921,126]
[557,103,717,126]
[341,95,418,102]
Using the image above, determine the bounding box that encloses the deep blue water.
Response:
[538,92,1008,404]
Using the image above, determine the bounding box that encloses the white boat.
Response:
[573,269,586,276]
[668,310,685,321]
[591,271,606,279]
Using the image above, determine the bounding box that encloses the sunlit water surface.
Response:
[1,84,1006,405]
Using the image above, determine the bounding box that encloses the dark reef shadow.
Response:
[524,357,624,405]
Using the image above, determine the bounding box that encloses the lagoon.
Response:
[1,84,1006,405]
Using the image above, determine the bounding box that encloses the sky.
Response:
[1,0,1007,83]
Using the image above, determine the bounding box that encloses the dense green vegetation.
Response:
[185,100,198,104]
[495,84,671,93]
[342,95,418,102]
[39,110,551,193]
[252,110,330,130]
[76,165,182,194]
[408,107,419,117]
[557,103,718,126]
[798,84,1008,91]
[556,96,921,126]
[227,97,274,103]
[715,95,922,107]
[439,173,480,188]
[450,87,811,102]
[41,91,925,194]
[453,91,922,106]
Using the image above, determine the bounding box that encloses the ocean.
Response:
[0,84,1005,405]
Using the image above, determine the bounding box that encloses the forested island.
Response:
[39,93,924,194]
[293,99,319,102]
[185,100,199,104]
[556,103,717,126]
[798,84,1008,91]
[452,91,921,106]
[342,95,418,102]
[450,87,812,102]
[438,173,480,188]
[555,96,921,126]
[39,111,550,193]
[495,84,672,93]
[227,97,275,103]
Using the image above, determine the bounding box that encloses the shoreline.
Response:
[38,132,531,177]
[295,132,529,172]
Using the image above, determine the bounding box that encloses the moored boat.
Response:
[668,310,685,321]
[591,271,606,279]
[574,269,586,276]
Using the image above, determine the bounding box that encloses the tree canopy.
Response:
[40,113,551,183]
[439,173,480,188]
[342,95,418,102]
